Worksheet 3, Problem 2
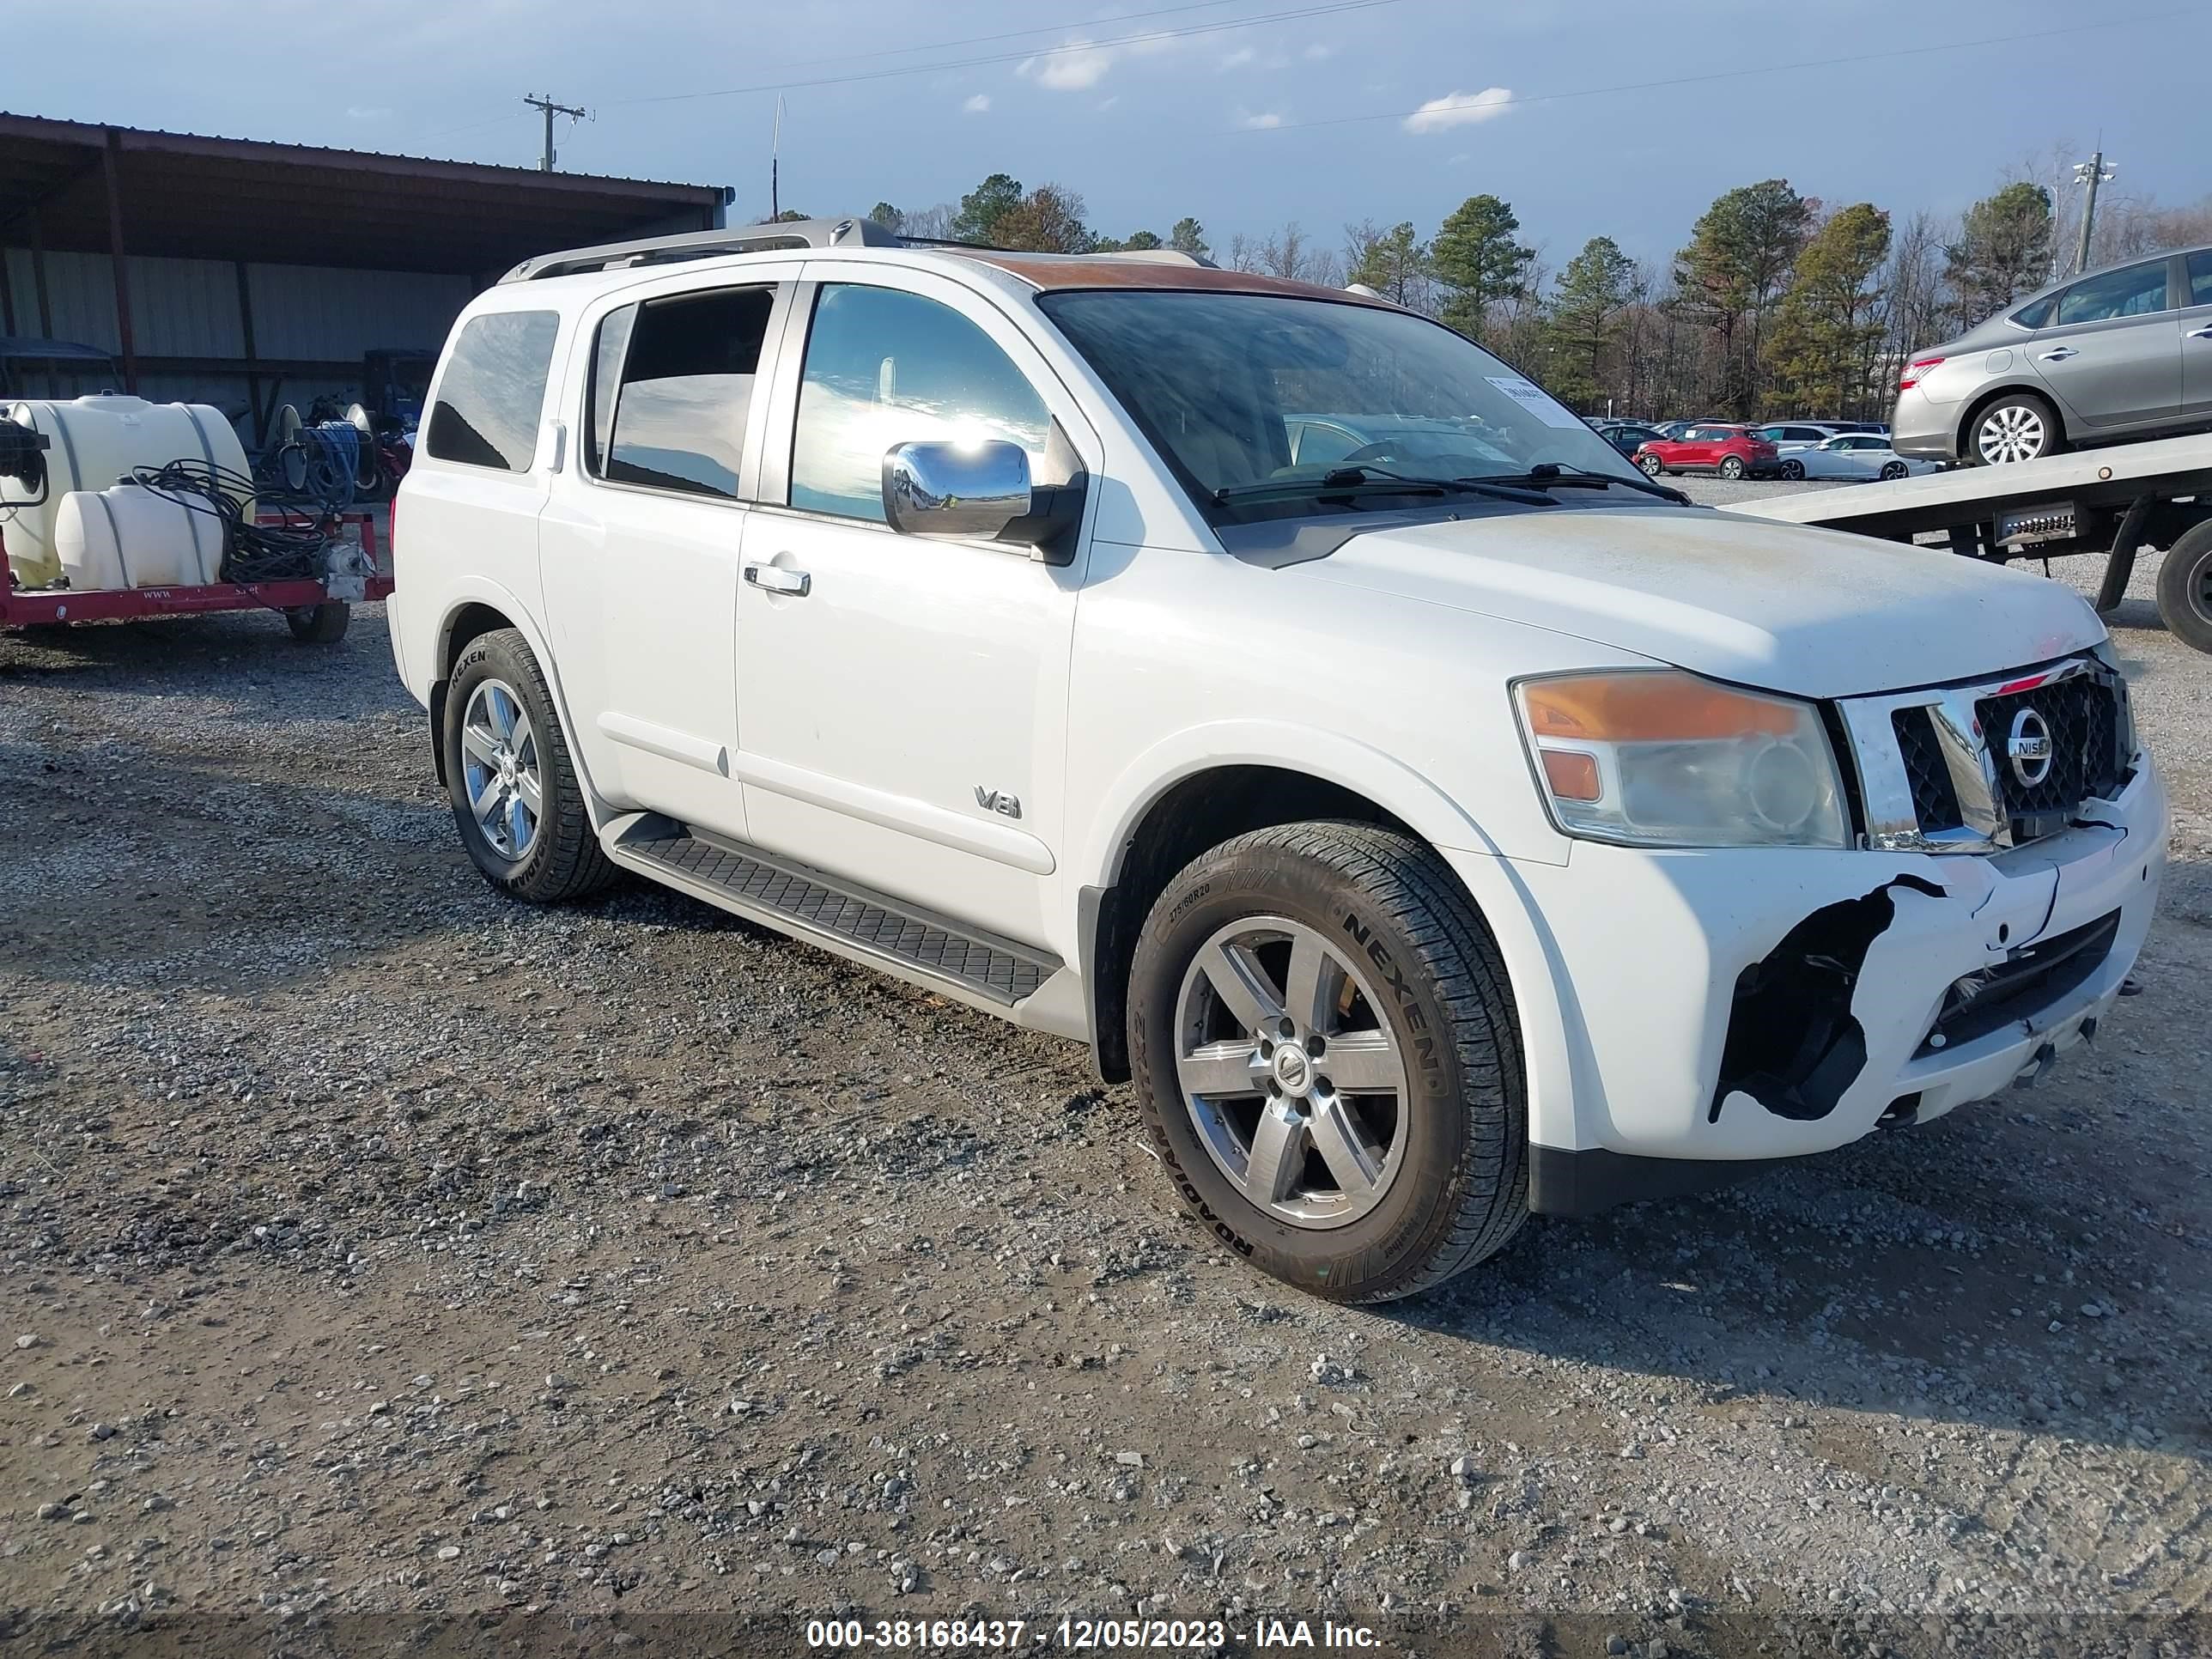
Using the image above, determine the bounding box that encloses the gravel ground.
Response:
[1,495,2206,1659]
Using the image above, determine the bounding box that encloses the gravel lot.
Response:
[2,484,2205,1658]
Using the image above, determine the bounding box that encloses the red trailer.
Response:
[1,512,387,643]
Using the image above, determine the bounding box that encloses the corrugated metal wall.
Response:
[0,246,471,443]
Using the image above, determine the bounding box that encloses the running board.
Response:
[607,820,1059,1006]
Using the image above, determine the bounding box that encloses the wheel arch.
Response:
[1076,732,1522,1085]
[423,583,604,816]
[1956,381,2069,459]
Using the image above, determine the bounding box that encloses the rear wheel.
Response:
[1879,459,1909,481]
[284,601,350,643]
[1638,453,1664,477]
[1718,455,1746,480]
[1968,392,2063,465]
[442,628,617,902]
[2154,519,2212,655]
[1127,821,1527,1303]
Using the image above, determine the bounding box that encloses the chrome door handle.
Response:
[744,562,811,597]
[2039,346,2079,361]
[2188,325,2212,340]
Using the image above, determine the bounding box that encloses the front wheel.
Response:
[1127,822,1527,1303]
[1879,459,1909,482]
[1780,459,1806,481]
[1969,392,2063,465]
[442,628,617,902]
[1638,453,1664,477]
[1718,455,1746,480]
[2154,519,2212,654]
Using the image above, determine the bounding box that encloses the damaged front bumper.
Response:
[1497,758,2166,1213]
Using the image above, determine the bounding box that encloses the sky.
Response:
[16,0,2210,271]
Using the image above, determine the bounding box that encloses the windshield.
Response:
[1037,289,1642,521]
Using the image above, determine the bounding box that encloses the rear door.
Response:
[2030,256,2183,433]
[2182,250,2212,416]
[537,264,801,839]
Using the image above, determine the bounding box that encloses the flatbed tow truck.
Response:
[1731,432,2212,654]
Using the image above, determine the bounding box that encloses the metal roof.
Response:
[0,113,730,275]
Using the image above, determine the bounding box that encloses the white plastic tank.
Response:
[0,395,252,589]
[54,484,225,591]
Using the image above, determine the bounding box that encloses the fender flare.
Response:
[1079,718,1533,892]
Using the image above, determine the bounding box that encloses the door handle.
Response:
[2039,346,2079,362]
[744,562,811,597]
[2188,325,2212,340]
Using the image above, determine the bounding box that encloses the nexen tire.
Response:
[1127,821,1528,1302]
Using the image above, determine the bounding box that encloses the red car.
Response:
[1633,423,1782,481]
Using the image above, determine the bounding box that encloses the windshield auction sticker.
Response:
[1484,374,1589,429]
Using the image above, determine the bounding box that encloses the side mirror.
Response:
[882,440,1033,541]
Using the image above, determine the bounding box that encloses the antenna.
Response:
[770,95,786,220]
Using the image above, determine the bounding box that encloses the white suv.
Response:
[389,217,2166,1303]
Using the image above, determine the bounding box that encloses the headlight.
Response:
[1515,670,1850,848]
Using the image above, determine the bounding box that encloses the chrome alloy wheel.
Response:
[1174,916,1411,1229]
[459,678,542,860]
[1978,403,2047,464]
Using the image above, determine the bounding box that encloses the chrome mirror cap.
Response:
[882,440,1033,541]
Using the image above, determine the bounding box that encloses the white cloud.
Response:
[1019,39,1116,91]
[1403,87,1516,133]
[1221,46,1256,69]
[1239,110,1285,130]
[962,93,990,113]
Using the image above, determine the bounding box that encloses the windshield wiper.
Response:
[1214,464,1555,508]
[1462,463,1692,506]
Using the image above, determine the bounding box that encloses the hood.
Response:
[1289,504,2105,698]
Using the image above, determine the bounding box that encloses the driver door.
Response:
[732,268,1099,945]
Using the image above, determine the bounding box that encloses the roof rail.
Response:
[499,216,900,283]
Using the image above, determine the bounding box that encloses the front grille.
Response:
[1891,707,1963,831]
[1978,676,2126,834]
[1915,909,2120,1056]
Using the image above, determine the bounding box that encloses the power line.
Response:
[523,93,589,171]
[1225,7,2202,134]
[605,0,1408,107]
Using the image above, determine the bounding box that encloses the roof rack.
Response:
[498,216,901,283]
[499,216,1223,284]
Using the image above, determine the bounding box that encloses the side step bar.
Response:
[606,820,1060,1006]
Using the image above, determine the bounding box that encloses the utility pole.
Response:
[2071,151,2116,276]
[524,93,588,172]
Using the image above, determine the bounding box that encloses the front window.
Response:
[1037,289,1639,522]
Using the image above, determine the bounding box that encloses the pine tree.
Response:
[1945,181,2053,325]
[1765,204,1893,416]
[1544,237,1637,410]
[1431,194,1534,342]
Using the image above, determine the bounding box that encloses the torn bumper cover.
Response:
[1499,759,2166,1213]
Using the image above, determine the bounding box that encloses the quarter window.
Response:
[590,286,776,501]
[2056,259,2171,326]
[789,283,1050,524]
[424,310,559,472]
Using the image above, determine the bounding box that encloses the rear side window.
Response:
[2190,250,2212,307]
[424,310,558,472]
[789,283,1050,523]
[589,286,777,501]
[2056,259,2171,326]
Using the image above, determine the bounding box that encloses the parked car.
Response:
[391,218,2163,1304]
[1651,418,1728,442]
[1894,244,2212,464]
[1633,423,1784,479]
[1591,420,1667,459]
[1778,432,1942,482]
[1753,422,1843,452]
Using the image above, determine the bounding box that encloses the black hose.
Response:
[125,459,334,584]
